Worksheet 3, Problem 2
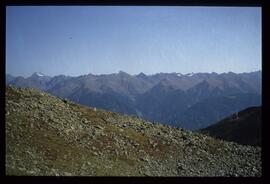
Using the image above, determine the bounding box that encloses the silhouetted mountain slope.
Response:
[5,86,261,176]
[199,106,261,146]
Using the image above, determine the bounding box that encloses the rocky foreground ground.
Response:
[5,86,261,176]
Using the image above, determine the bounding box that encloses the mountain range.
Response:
[6,70,261,130]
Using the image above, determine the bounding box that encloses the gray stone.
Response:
[63,172,72,176]
[95,125,104,130]
[252,167,258,172]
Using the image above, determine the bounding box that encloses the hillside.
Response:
[5,86,261,176]
[199,106,261,146]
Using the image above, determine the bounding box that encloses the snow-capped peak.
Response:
[185,72,195,77]
[30,72,49,79]
[36,72,44,77]
[176,73,183,77]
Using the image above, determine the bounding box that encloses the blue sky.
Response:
[6,6,261,77]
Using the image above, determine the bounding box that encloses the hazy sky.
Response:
[6,6,261,77]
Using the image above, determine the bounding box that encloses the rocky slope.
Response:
[5,86,261,176]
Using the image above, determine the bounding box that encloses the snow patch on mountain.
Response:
[36,72,45,77]
[185,73,195,77]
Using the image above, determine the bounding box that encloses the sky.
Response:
[6,6,261,77]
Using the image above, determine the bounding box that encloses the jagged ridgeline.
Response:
[5,86,261,176]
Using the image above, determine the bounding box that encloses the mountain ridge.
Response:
[6,70,261,81]
[6,70,261,130]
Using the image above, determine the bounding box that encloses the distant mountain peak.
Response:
[227,71,237,75]
[220,71,237,76]
[118,70,130,75]
[185,72,195,77]
[29,72,51,82]
[31,72,47,77]
[137,72,147,78]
